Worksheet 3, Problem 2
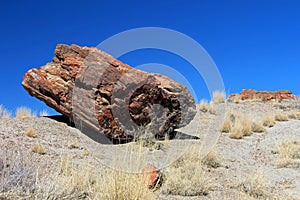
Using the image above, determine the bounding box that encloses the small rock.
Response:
[0,158,4,172]
[142,164,162,189]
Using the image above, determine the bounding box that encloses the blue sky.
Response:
[1,0,299,115]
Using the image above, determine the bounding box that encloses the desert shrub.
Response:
[25,127,36,138]
[221,113,232,133]
[0,105,11,119]
[263,116,276,127]
[222,111,263,139]
[251,120,265,133]
[275,113,289,122]
[36,158,155,200]
[16,107,36,118]
[233,95,240,104]
[199,100,216,114]
[212,91,226,104]
[277,140,300,168]
[32,144,46,155]
[287,112,297,119]
[199,100,209,112]
[39,110,48,117]
[161,148,213,196]
[227,112,252,139]
[0,151,36,196]
[68,139,79,149]
[201,149,221,168]
[238,173,269,199]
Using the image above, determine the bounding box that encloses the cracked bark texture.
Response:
[22,44,196,143]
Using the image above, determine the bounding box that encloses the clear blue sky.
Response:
[1,0,299,115]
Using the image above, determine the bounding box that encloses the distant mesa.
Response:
[229,89,297,102]
[22,44,197,144]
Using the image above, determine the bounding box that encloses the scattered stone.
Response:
[142,164,163,189]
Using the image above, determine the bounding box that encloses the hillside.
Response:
[0,100,300,199]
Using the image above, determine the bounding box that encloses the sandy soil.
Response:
[0,100,300,199]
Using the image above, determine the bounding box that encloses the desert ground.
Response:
[0,97,300,199]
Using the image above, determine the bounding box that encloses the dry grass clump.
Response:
[16,107,36,118]
[222,112,266,139]
[25,127,36,138]
[275,113,289,122]
[221,113,232,133]
[287,112,299,119]
[251,120,265,133]
[0,105,11,119]
[161,147,214,196]
[68,139,80,149]
[238,173,270,199]
[212,90,226,104]
[263,115,276,127]
[0,151,36,196]
[225,112,252,139]
[233,95,240,104]
[36,158,155,200]
[32,144,46,155]
[277,140,300,168]
[199,100,216,114]
[201,149,221,168]
[39,110,48,117]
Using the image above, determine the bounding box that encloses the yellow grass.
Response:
[16,107,36,118]
[32,144,46,155]
[199,99,209,112]
[251,120,265,133]
[263,116,276,127]
[201,149,221,168]
[39,110,48,117]
[68,139,80,149]
[161,147,214,196]
[275,113,289,122]
[277,140,300,168]
[221,113,232,133]
[239,173,269,199]
[199,100,216,114]
[228,112,252,139]
[212,90,226,104]
[0,105,11,119]
[36,157,155,200]
[25,127,36,138]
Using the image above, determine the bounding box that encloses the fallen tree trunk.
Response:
[22,44,196,143]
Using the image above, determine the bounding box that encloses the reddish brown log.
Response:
[22,44,196,143]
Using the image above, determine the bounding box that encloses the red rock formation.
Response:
[22,44,196,143]
[142,164,162,188]
[229,89,297,102]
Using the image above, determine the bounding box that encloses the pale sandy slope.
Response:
[0,101,299,199]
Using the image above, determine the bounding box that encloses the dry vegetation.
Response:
[0,124,222,200]
[263,115,276,127]
[161,147,218,196]
[277,140,300,168]
[275,113,289,122]
[16,107,36,118]
[32,144,46,155]
[1,99,300,199]
[212,90,226,104]
[199,100,216,114]
[238,173,270,199]
[25,127,36,138]
[0,105,11,119]
[221,111,265,139]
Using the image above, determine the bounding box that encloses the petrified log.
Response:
[22,44,196,143]
[229,89,297,102]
